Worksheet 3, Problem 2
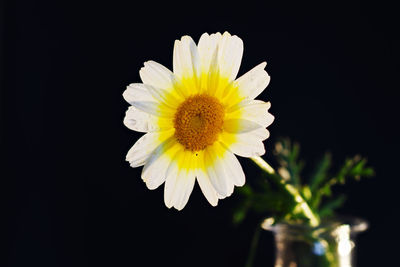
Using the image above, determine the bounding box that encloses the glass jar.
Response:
[261,217,368,267]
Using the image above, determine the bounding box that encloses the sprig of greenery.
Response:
[233,138,374,226]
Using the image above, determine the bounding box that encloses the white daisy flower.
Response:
[123,32,274,210]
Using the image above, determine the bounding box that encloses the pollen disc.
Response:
[174,94,225,151]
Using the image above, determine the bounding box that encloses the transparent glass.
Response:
[262,217,368,267]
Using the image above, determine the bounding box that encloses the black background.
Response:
[2,1,399,266]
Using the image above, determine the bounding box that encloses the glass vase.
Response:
[261,217,368,267]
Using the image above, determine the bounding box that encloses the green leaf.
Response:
[310,155,374,211]
[319,195,346,218]
[289,142,300,163]
[335,155,375,183]
[349,158,375,180]
[274,138,303,186]
[309,152,332,191]
[233,201,249,225]
[301,185,312,201]
[236,184,253,196]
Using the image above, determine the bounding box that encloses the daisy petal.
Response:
[145,84,181,109]
[164,159,179,208]
[204,143,234,198]
[130,101,161,116]
[141,137,177,190]
[223,119,263,133]
[196,168,218,206]
[235,62,270,100]
[131,101,175,118]
[226,100,274,128]
[139,61,176,90]
[222,149,245,186]
[126,132,169,168]
[173,36,201,83]
[218,32,243,82]
[221,128,270,158]
[173,170,196,210]
[123,83,155,104]
[164,150,196,210]
[198,32,222,76]
[124,106,172,132]
[195,152,218,206]
[124,83,178,117]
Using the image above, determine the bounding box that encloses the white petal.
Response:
[164,150,196,210]
[130,101,160,116]
[130,101,175,118]
[173,36,201,80]
[164,160,179,208]
[123,83,177,117]
[123,83,155,105]
[139,61,176,90]
[234,62,270,100]
[221,128,270,158]
[145,84,181,109]
[141,137,177,190]
[204,144,234,198]
[223,119,263,133]
[196,163,218,206]
[126,132,165,168]
[221,149,246,186]
[124,106,169,132]
[227,100,274,128]
[198,32,222,75]
[173,170,196,211]
[217,32,243,82]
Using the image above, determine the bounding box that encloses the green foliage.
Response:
[318,195,346,217]
[274,138,304,186]
[233,138,374,226]
[233,176,298,225]
[309,153,332,192]
[310,155,375,212]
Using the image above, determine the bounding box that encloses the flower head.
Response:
[123,32,274,210]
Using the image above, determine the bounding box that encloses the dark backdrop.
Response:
[2,1,399,266]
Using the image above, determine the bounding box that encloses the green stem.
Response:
[245,226,261,267]
[251,156,320,227]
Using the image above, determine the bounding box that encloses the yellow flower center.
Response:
[174,94,225,152]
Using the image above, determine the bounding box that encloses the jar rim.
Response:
[261,215,369,234]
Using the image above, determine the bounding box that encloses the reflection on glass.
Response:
[262,217,368,267]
